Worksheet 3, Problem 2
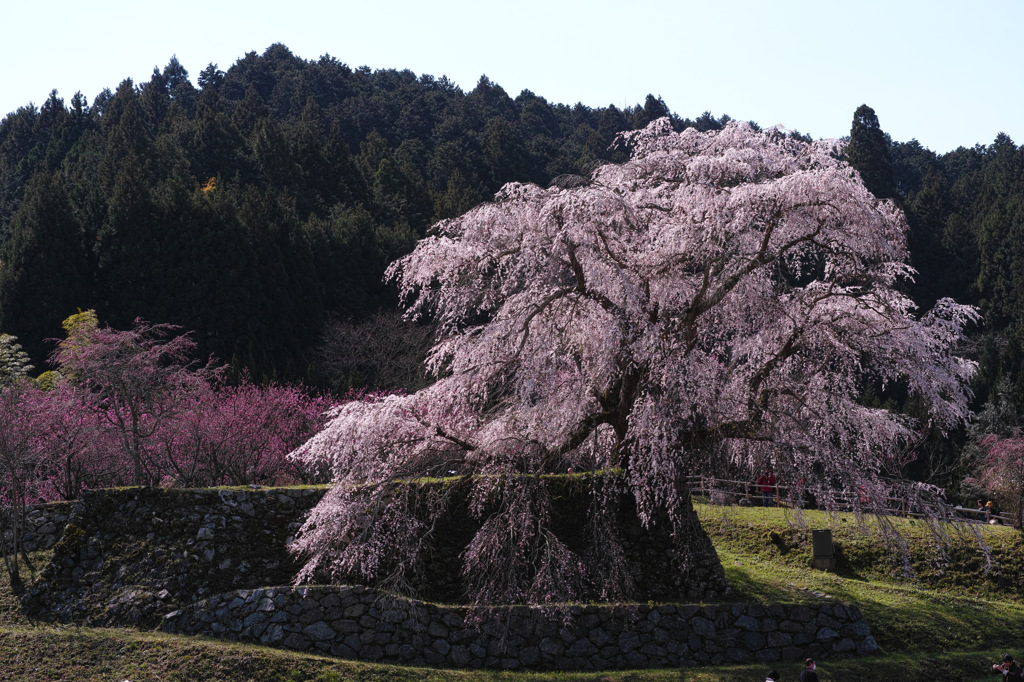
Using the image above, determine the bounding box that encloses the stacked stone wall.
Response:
[21,483,729,626]
[11,502,73,552]
[22,486,323,626]
[18,485,879,671]
[161,585,879,670]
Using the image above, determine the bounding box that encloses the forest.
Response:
[0,43,697,384]
[1,43,1023,499]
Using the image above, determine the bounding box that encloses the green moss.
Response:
[54,524,85,551]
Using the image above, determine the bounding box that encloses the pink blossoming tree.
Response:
[152,380,334,488]
[50,313,219,486]
[30,381,124,500]
[968,435,1024,528]
[290,120,978,605]
[0,381,46,589]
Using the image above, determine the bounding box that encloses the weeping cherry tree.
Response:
[289,119,978,605]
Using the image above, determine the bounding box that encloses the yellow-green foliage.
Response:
[61,309,99,338]
[53,524,85,553]
[33,370,62,390]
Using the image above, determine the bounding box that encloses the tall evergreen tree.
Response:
[0,172,92,364]
[847,104,898,200]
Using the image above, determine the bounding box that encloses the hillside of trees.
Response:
[3,45,1024,487]
[0,43,736,385]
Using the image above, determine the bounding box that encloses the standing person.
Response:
[800,658,819,682]
[986,500,996,522]
[757,470,776,507]
[992,653,1023,681]
[764,669,779,682]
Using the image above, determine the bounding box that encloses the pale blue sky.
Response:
[3,0,1021,153]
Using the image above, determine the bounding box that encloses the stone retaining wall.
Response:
[22,487,322,627]
[161,585,879,670]
[21,486,881,671]
[21,484,729,626]
[19,502,73,552]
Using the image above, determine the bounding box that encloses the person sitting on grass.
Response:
[764,669,779,682]
[800,658,819,682]
[992,653,1023,681]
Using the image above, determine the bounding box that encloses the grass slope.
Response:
[2,503,1022,681]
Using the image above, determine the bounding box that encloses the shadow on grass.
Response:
[716,541,1024,656]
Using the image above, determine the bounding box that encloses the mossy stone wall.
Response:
[22,486,322,626]
[161,584,879,669]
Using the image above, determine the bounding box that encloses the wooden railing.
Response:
[685,475,1017,525]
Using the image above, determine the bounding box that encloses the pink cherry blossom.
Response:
[291,120,978,604]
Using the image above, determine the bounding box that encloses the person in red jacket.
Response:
[756,470,776,507]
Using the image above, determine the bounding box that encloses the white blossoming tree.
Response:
[290,120,977,605]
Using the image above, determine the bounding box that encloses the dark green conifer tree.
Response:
[847,104,898,200]
[0,171,92,364]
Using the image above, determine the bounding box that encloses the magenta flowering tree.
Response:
[0,310,334,526]
[292,119,977,605]
[50,313,219,486]
[153,380,333,487]
[0,381,47,587]
[968,435,1024,528]
[29,381,125,500]
[29,311,332,492]
[208,382,333,485]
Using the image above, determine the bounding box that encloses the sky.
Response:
[2,0,1022,154]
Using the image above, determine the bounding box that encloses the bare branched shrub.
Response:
[316,309,434,392]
